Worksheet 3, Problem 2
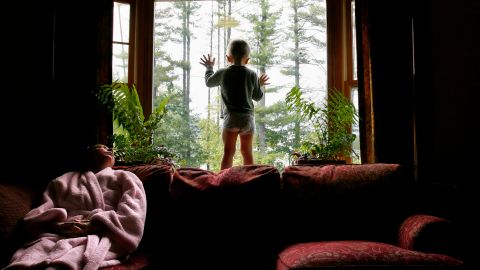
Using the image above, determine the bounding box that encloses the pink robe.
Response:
[4,167,147,270]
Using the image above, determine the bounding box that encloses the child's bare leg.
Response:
[221,130,238,170]
[240,133,254,165]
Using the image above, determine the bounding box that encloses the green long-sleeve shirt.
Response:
[205,65,264,114]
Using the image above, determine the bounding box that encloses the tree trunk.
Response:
[185,1,192,160]
[293,0,301,148]
[217,1,222,126]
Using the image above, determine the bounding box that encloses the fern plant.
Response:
[95,81,173,164]
[286,86,359,162]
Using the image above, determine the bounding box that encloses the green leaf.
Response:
[94,81,174,164]
[285,86,358,160]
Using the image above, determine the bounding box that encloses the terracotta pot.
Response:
[293,158,347,166]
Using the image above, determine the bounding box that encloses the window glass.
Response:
[351,0,357,81]
[112,44,129,82]
[152,0,328,170]
[351,86,360,163]
[112,2,130,82]
[350,0,359,163]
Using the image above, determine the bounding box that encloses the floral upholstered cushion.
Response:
[165,165,282,269]
[280,164,410,243]
[168,164,281,228]
[282,163,404,192]
[169,164,281,209]
[277,241,463,270]
[113,164,174,186]
[399,214,458,256]
[171,164,280,194]
[99,251,151,270]
[113,164,174,252]
[0,184,37,267]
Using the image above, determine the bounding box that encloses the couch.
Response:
[0,163,464,269]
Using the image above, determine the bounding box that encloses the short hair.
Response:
[81,144,113,172]
[228,39,250,63]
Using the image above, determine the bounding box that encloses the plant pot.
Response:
[293,158,347,166]
[114,157,176,167]
[114,160,146,167]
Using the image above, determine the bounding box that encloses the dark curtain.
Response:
[355,0,415,182]
[355,0,374,164]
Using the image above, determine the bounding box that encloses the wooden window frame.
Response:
[327,0,359,163]
[113,0,154,118]
[327,0,357,97]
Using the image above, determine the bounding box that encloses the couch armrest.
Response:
[398,214,458,256]
[0,183,38,267]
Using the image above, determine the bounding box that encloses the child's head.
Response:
[227,39,250,65]
[82,144,115,172]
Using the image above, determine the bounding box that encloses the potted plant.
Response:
[95,81,176,166]
[285,86,359,165]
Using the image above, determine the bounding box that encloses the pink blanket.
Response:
[4,167,147,270]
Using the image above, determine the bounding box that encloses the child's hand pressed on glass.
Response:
[200,54,216,68]
[259,73,270,87]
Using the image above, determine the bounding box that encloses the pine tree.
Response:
[152,1,204,167]
[283,0,327,149]
[244,0,281,153]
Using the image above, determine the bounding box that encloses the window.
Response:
[112,1,134,84]
[113,0,358,169]
[347,0,360,163]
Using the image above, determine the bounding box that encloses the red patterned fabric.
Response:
[170,164,281,198]
[399,214,448,250]
[398,214,456,256]
[169,164,281,221]
[277,241,463,270]
[165,165,282,269]
[112,164,174,255]
[280,164,409,244]
[282,163,403,190]
[113,164,174,185]
[0,184,35,238]
[0,184,37,266]
[178,164,279,187]
[100,252,151,270]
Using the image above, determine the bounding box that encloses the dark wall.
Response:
[367,0,415,174]
[23,0,111,184]
[414,0,480,186]
[429,0,480,265]
[413,0,479,264]
[365,0,479,185]
[362,0,479,263]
